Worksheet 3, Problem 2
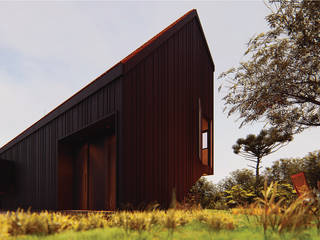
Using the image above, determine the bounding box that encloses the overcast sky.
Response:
[1,1,320,184]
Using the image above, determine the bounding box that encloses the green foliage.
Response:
[219,169,259,207]
[264,158,303,183]
[219,169,256,191]
[219,0,320,133]
[273,183,296,207]
[219,169,296,207]
[265,150,320,189]
[233,181,314,240]
[186,177,226,209]
[224,184,256,207]
[186,168,297,209]
[233,129,293,159]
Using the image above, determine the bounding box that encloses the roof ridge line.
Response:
[121,9,196,64]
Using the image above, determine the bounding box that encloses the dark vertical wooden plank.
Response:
[166,38,173,205]
[132,70,138,205]
[181,25,186,199]
[166,37,171,203]
[185,22,190,192]
[75,142,88,209]
[108,135,117,210]
[144,55,152,202]
[111,83,115,113]
[0,11,213,210]
[160,44,166,204]
[105,85,109,115]
[136,64,142,205]
[178,27,184,199]
[57,142,74,210]
[152,50,159,203]
[141,63,147,203]
[120,14,213,207]
[116,78,123,208]
[89,138,104,210]
[97,89,103,119]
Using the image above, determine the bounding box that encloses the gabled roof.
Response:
[0,9,214,153]
[121,10,196,64]
[121,9,214,72]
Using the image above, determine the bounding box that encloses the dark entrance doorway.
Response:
[74,135,116,210]
[58,116,116,210]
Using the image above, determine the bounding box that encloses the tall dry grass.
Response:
[0,209,108,238]
[233,181,316,238]
[0,208,235,238]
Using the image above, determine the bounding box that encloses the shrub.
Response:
[185,177,224,209]
[224,184,256,207]
[193,210,235,231]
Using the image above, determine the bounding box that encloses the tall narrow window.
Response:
[198,98,202,161]
[201,117,209,166]
[202,131,208,149]
[198,98,212,166]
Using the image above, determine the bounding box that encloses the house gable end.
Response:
[122,9,214,73]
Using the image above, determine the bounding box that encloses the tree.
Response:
[264,150,320,189]
[263,158,302,183]
[219,168,256,192]
[232,128,292,190]
[219,0,320,133]
[186,177,223,209]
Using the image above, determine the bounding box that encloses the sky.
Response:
[1,1,320,184]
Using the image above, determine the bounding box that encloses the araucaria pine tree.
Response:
[232,128,293,191]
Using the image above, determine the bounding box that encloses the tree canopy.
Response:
[219,168,256,192]
[233,128,292,187]
[219,0,320,133]
[264,150,320,189]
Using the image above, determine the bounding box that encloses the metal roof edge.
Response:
[121,9,197,73]
[121,9,215,73]
[193,11,215,71]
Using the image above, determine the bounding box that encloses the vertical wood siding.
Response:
[0,10,213,210]
[121,17,214,207]
[0,79,121,210]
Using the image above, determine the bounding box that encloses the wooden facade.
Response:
[0,9,214,210]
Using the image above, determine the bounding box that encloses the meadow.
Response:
[1,182,320,240]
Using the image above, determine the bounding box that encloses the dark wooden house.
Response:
[0,9,214,210]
